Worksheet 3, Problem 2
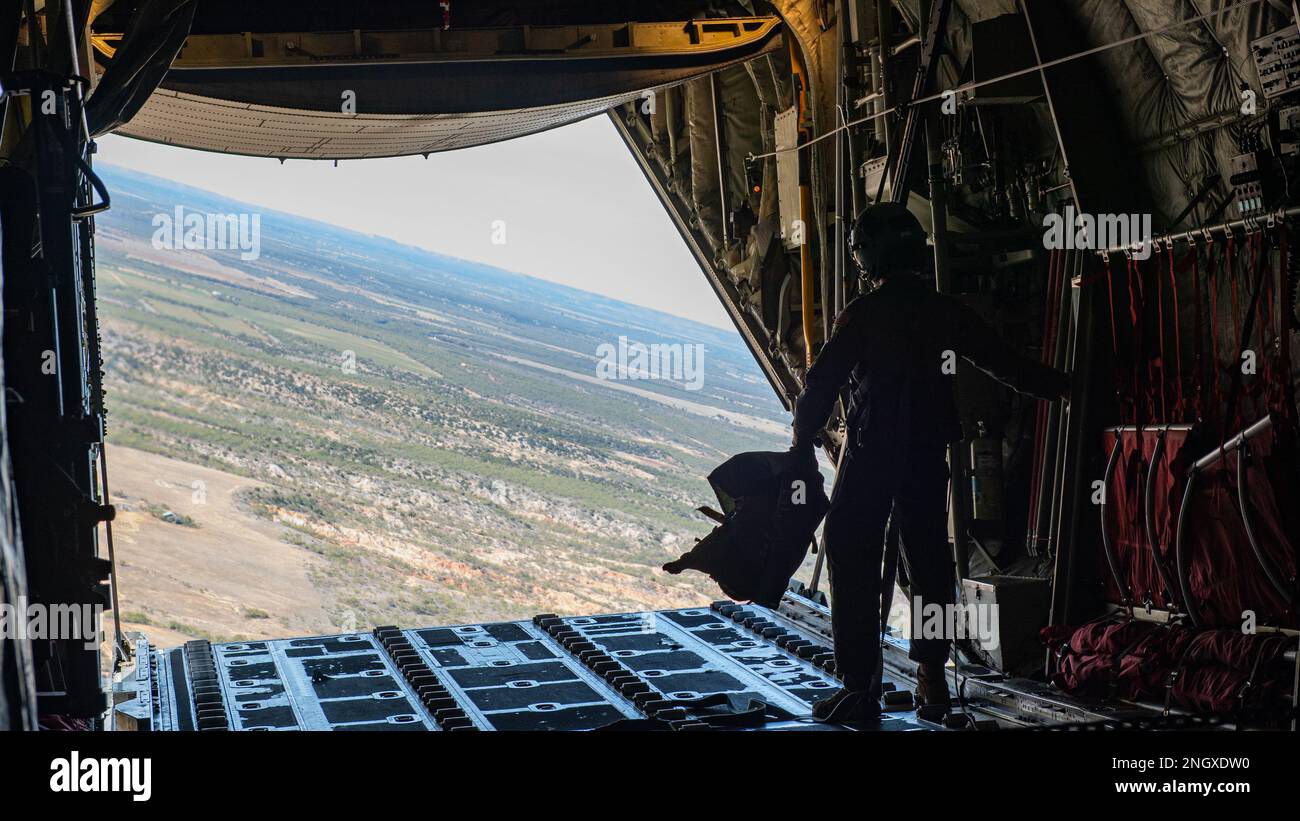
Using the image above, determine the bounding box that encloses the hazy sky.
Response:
[97,115,733,328]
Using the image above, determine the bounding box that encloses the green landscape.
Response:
[94,164,799,647]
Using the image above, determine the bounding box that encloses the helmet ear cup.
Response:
[850,241,878,280]
[849,204,928,279]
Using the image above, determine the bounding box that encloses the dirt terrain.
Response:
[108,444,335,648]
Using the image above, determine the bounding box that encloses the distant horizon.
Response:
[95,117,736,329]
[96,161,744,341]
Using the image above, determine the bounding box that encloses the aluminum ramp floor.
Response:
[116,598,941,731]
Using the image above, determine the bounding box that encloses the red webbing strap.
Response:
[1127,255,1143,425]
[1128,252,1144,326]
[1104,254,1129,422]
[1264,234,1277,346]
[1207,240,1225,415]
[1222,231,1274,445]
[1276,227,1295,420]
[1104,253,1120,354]
[1157,246,1170,422]
[1259,232,1278,417]
[1218,232,1245,453]
[1167,245,1186,422]
[1241,232,1265,423]
[1128,255,1155,425]
[1127,255,1139,419]
[1255,232,1274,420]
[1228,233,1243,386]
[1189,246,1205,421]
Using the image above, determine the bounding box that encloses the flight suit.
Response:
[792,274,1069,692]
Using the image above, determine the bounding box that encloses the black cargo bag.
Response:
[662,450,830,608]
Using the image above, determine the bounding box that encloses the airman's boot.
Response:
[915,662,951,709]
[811,688,882,723]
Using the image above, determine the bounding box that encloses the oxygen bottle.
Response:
[969,421,1004,522]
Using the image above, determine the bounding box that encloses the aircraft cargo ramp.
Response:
[113,592,1184,732]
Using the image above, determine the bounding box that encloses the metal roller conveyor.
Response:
[115,595,950,731]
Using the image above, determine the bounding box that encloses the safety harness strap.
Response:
[1167,245,1187,421]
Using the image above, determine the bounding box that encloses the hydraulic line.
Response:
[99,446,129,669]
[710,73,729,248]
[800,184,815,367]
[1174,467,1203,628]
[1028,250,1063,553]
[1025,255,1051,550]
[1099,434,1132,611]
[787,35,816,368]
[833,9,845,322]
[1043,250,1079,569]
[1142,427,1180,609]
[1175,415,1276,629]
[1236,440,1295,606]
